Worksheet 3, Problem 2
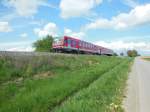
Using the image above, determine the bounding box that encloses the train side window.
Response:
[71,40,73,46]
[72,40,74,47]
[83,42,84,47]
[68,39,71,45]
[64,39,67,44]
[81,41,83,47]
[83,42,85,48]
[73,41,76,47]
[79,41,82,47]
[71,40,76,47]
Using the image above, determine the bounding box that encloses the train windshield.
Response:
[53,37,63,45]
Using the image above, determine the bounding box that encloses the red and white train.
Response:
[52,36,114,55]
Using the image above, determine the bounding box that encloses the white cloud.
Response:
[34,22,58,37]
[84,18,112,30]
[0,21,12,32]
[0,41,34,51]
[29,19,45,26]
[95,40,150,56]
[123,0,138,8]
[64,28,85,39]
[0,12,17,21]
[84,4,150,30]
[60,0,102,18]
[5,0,45,17]
[20,33,28,38]
[41,2,58,9]
[7,46,34,52]
[95,41,150,51]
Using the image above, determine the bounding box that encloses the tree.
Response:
[127,50,132,57]
[127,50,138,57]
[33,35,53,52]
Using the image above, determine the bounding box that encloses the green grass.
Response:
[143,58,150,61]
[53,59,132,112]
[0,54,132,112]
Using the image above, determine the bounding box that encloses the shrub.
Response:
[127,50,138,57]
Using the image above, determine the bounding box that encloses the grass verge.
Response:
[0,55,124,112]
[53,59,132,112]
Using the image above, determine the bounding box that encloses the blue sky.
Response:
[0,0,150,55]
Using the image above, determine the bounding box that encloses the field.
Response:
[0,52,132,112]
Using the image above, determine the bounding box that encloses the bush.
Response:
[127,50,138,57]
[33,35,53,52]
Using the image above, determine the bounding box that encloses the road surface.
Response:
[123,57,150,112]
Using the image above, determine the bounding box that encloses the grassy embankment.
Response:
[143,57,150,61]
[0,53,132,112]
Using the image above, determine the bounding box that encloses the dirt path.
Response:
[123,57,150,112]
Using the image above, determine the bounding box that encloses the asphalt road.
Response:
[123,57,150,112]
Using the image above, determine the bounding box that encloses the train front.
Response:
[52,37,64,52]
